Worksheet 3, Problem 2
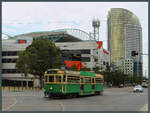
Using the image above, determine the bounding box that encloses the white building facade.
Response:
[118,58,134,75]
[2,30,110,86]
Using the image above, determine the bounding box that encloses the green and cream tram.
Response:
[44,69,104,98]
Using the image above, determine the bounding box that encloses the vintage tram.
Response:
[44,69,104,98]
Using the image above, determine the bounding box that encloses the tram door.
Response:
[92,78,95,93]
[80,77,84,93]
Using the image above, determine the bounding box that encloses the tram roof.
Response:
[80,71,95,77]
[95,74,104,79]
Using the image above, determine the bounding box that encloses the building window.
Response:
[2,59,17,63]
[2,51,18,56]
[2,69,21,74]
[81,49,90,54]
[81,57,90,62]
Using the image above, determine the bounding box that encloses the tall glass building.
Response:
[107,8,142,76]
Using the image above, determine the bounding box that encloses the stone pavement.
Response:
[140,103,148,111]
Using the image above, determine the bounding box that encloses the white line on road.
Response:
[3,97,17,111]
[58,102,65,111]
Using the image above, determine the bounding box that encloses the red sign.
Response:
[18,40,27,44]
[96,41,103,49]
[64,60,84,70]
[103,49,109,55]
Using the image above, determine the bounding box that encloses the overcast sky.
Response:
[2,2,148,77]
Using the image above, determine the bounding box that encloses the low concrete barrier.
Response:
[2,86,43,91]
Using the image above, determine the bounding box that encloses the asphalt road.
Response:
[2,87,148,111]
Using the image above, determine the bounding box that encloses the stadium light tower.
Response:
[92,19,100,41]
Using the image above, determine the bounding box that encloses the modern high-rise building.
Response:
[107,8,142,76]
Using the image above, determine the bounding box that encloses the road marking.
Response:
[58,102,65,111]
[3,97,17,111]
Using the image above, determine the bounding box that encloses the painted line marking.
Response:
[3,97,17,111]
[59,102,65,111]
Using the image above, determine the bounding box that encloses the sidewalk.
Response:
[140,103,148,111]
[2,86,43,91]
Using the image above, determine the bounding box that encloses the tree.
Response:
[80,67,91,71]
[93,66,100,73]
[16,38,62,88]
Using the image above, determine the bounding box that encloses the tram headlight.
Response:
[49,87,53,90]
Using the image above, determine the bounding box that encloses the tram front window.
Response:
[63,75,66,82]
[56,76,61,82]
[49,76,54,82]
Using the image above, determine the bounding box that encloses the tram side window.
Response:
[96,78,103,83]
[56,76,61,82]
[67,76,72,83]
[74,76,80,83]
[49,76,54,82]
[81,78,84,83]
[67,75,80,83]
[92,78,95,83]
[85,77,91,83]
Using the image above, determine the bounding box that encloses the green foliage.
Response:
[96,63,146,86]
[16,38,62,87]
[93,66,100,73]
[133,75,143,84]
[101,64,145,86]
[80,68,91,71]
[25,38,62,75]
[103,70,126,86]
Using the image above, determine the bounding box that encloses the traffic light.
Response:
[131,51,138,56]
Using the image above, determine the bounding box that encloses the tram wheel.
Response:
[100,91,103,96]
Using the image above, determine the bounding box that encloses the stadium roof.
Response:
[14,28,91,42]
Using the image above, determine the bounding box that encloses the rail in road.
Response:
[2,87,148,111]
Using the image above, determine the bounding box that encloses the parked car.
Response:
[133,85,144,93]
[141,83,148,88]
[118,84,124,88]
